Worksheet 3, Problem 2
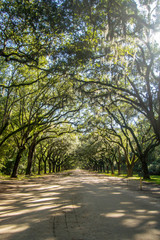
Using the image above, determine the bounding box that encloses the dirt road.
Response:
[0,170,160,240]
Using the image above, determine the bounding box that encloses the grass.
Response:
[0,172,51,181]
[0,170,73,181]
[146,175,160,185]
[98,171,160,185]
[0,171,160,185]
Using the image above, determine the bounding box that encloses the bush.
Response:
[148,163,160,175]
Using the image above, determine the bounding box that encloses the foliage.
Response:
[0,0,160,178]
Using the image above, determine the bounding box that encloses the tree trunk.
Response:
[102,163,105,172]
[127,163,134,177]
[56,165,60,172]
[26,140,36,175]
[109,160,114,174]
[52,162,55,173]
[111,166,114,174]
[141,156,150,180]
[38,158,41,175]
[98,165,102,172]
[32,154,36,174]
[11,146,25,178]
[117,147,121,175]
[49,161,51,173]
[106,165,109,173]
[44,160,47,174]
[117,161,121,175]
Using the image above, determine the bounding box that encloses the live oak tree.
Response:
[75,0,160,142]
[0,64,80,177]
[74,131,106,171]
[1,0,160,176]
[34,132,77,174]
[72,0,160,177]
[101,96,159,178]
[85,111,138,177]
[0,0,97,173]
[26,122,78,175]
[0,0,73,66]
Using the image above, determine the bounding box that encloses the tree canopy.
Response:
[0,0,160,179]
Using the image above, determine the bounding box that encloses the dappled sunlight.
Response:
[0,173,85,239]
[136,215,152,220]
[0,200,17,205]
[0,209,34,217]
[0,224,29,234]
[136,195,149,199]
[135,229,160,240]
[62,204,80,209]
[116,210,126,213]
[0,206,17,211]
[31,205,59,211]
[26,202,61,208]
[122,218,142,227]
[38,185,61,190]
[111,191,122,195]
[30,197,59,203]
[40,191,61,196]
[0,171,160,240]
[101,212,125,218]
[21,184,41,188]
[114,186,122,189]
[121,201,133,205]
[148,210,159,214]
[134,209,146,213]
[147,221,158,226]
[98,186,111,190]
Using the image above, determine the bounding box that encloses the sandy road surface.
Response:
[0,170,160,240]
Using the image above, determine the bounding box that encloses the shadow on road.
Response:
[0,170,160,240]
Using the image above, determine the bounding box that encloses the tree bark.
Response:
[140,156,150,180]
[52,162,56,173]
[117,147,121,175]
[11,146,25,178]
[44,160,47,174]
[26,140,36,175]
[38,158,41,175]
[117,161,121,175]
[109,159,114,174]
[127,163,134,177]
[49,161,51,173]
